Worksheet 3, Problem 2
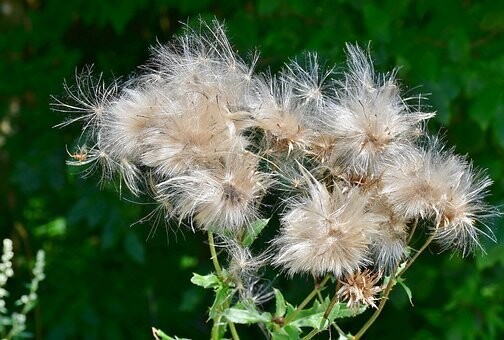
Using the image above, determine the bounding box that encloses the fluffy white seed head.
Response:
[281,52,334,113]
[99,86,164,163]
[368,200,409,272]
[324,44,434,175]
[140,92,249,177]
[381,139,497,255]
[251,74,315,156]
[157,152,272,233]
[274,174,383,277]
[433,164,496,255]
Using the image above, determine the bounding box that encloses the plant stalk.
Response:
[284,274,331,325]
[207,231,240,340]
[353,228,437,339]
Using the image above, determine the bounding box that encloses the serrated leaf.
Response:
[190,273,220,289]
[274,288,286,318]
[242,218,270,247]
[209,286,232,319]
[224,307,271,324]
[151,327,191,340]
[290,298,366,329]
[271,325,301,340]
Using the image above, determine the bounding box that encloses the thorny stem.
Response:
[406,218,419,244]
[284,275,331,325]
[207,231,240,340]
[353,227,438,339]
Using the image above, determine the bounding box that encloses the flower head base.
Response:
[337,269,383,309]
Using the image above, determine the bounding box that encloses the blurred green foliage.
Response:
[1,0,503,339]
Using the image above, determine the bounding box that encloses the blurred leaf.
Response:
[123,232,145,264]
[362,3,391,42]
[34,217,67,237]
[258,0,280,15]
[179,286,203,312]
[476,246,504,270]
[469,87,503,131]
[179,255,198,269]
[448,30,470,62]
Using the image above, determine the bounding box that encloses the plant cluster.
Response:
[54,20,498,339]
[0,239,46,339]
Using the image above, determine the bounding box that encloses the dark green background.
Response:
[1,0,503,339]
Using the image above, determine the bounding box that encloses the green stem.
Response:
[398,230,436,278]
[353,272,395,340]
[208,231,222,276]
[207,231,240,340]
[353,228,437,339]
[228,322,240,340]
[302,289,340,340]
[284,275,331,325]
[322,291,340,323]
[211,317,221,340]
[406,218,419,244]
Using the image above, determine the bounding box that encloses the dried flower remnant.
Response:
[223,239,273,304]
[337,269,382,309]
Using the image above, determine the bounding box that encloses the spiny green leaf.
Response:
[209,286,232,319]
[271,325,301,340]
[190,273,220,289]
[242,218,270,247]
[224,307,271,324]
[397,278,414,306]
[289,298,366,329]
[151,327,190,340]
[274,288,286,318]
